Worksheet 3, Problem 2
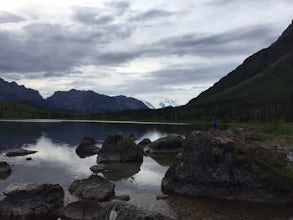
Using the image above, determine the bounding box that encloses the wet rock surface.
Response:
[69,175,115,202]
[76,137,100,158]
[162,130,293,203]
[2,148,38,157]
[97,134,143,163]
[0,180,64,220]
[144,135,183,154]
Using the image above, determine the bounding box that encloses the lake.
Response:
[0,120,292,220]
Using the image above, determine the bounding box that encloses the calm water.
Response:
[0,120,292,220]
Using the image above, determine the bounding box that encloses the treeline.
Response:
[0,95,292,123]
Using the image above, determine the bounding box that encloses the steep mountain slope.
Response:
[188,20,293,106]
[0,78,43,104]
[45,89,148,113]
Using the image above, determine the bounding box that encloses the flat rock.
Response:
[0,161,12,179]
[97,134,143,163]
[144,135,183,154]
[162,130,293,203]
[2,148,37,157]
[0,180,64,220]
[69,175,115,202]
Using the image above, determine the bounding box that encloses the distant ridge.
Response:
[0,78,43,104]
[45,89,149,113]
[0,79,148,113]
[185,20,293,121]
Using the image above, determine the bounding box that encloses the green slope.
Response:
[188,20,293,105]
[183,20,293,122]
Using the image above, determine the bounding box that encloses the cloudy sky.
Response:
[0,0,292,105]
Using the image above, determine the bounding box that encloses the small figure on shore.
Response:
[212,121,218,131]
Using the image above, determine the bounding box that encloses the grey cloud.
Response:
[130,9,175,21]
[106,1,130,14]
[0,11,26,24]
[152,24,276,57]
[73,7,114,25]
[0,18,134,73]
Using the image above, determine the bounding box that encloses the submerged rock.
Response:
[2,148,37,157]
[162,130,293,203]
[0,180,64,220]
[0,161,12,179]
[69,175,115,202]
[97,134,143,163]
[144,135,183,154]
[76,137,100,158]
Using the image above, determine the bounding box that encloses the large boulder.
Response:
[61,200,173,220]
[0,161,12,179]
[76,137,100,158]
[2,148,37,157]
[0,180,64,220]
[144,135,183,154]
[69,175,115,202]
[162,130,293,203]
[97,134,143,163]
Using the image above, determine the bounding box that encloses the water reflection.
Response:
[102,161,142,181]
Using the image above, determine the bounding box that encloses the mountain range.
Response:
[0,80,148,113]
[1,20,292,121]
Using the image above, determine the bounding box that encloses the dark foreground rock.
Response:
[76,137,100,158]
[2,148,37,157]
[0,180,64,220]
[61,200,173,220]
[97,134,143,163]
[162,130,293,203]
[144,135,183,154]
[0,161,12,179]
[69,175,115,202]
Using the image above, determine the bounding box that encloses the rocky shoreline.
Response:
[0,127,292,219]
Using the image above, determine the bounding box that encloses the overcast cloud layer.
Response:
[0,0,292,105]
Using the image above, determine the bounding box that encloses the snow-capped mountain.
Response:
[141,97,178,109]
